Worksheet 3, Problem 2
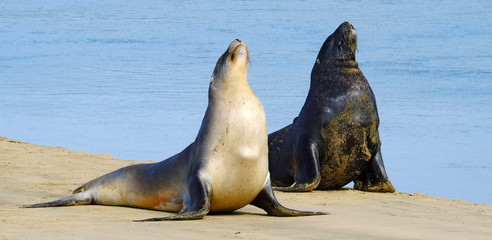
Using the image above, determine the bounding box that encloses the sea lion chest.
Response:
[203,92,269,212]
[313,68,377,189]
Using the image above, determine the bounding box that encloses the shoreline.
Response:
[1,136,491,239]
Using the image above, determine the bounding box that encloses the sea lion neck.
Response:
[208,73,251,101]
[327,59,358,69]
[311,59,361,80]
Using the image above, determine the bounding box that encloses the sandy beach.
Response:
[1,136,491,240]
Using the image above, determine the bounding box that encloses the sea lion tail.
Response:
[22,192,93,208]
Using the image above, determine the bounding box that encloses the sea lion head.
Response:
[315,21,357,64]
[210,39,250,90]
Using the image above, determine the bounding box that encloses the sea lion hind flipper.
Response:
[22,192,92,208]
[354,149,395,193]
[251,177,327,217]
[134,171,212,221]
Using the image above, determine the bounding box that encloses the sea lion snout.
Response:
[339,21,355,33]
[340,22,357,45]
[228,40,249,64]
[346,28,356,42]
[228,39,245,52]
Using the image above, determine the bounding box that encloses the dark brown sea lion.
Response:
[268,22,395,193]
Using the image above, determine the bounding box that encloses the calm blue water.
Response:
[1,1,491,204]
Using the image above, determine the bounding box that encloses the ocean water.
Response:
[1,1,491,204]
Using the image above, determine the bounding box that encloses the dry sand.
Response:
[1,136,491,240]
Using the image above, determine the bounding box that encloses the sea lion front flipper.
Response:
[354,149,395,193]
[274,142,321,192]
[251,176,327,217]
[134,171,212,221]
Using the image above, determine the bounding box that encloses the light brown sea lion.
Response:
[24,39,326,221]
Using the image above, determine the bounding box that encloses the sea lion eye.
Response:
[338,40,343,46]
[230,52,235,60]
